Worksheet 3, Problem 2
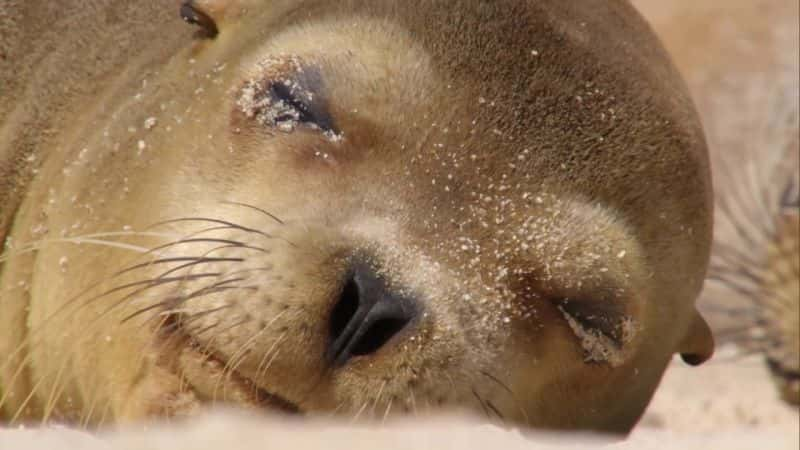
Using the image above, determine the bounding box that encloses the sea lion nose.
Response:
[326,262,417,367]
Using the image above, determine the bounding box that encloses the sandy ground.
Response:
[0,353,797,450]
[642,350,797,432]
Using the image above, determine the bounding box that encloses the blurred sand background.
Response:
[630,0,799,442]
[637,0,799,336]
[1,0,798,448]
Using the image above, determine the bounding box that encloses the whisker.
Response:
[254,333,287,382]
[9,366,50,424]
[479,370,528,424]
[371,380,388,416]
[157,259,239,280]
[221,201,285,225]
[3,265,229,384]
[382,397,394,423]
[221,311,287,388]
[145,288,240,334]
[1,210,296,421]
[114,256,242,277]
[479,371,513,396]
[187,322,220,340]
[95,401,113,430]
[150,217,274,239]
[485,399,505,421]
[42,355,72,425]
[135,280,252,330]
[85,273,224,332]
[149,238,269,255]
[1,231,224,375]
[195,317,251,340]
[4,237,273,387]
[79,384,102,429]
[350,401,370,423]
[167,305,235,332]
[0,235,169,263]
[471,388,491,419]
[0,344,41,414]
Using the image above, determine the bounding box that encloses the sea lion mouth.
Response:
[162,314,303,416]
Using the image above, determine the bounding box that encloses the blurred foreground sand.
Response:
[0,351,797,449]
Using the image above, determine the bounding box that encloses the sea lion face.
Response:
[0,0,713,432]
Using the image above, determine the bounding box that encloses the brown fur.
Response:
[0,1,709,243]
[0,1,193,243]
[763,213,800,404]
[1,0,712,433]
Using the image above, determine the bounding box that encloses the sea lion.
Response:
[632,0,799,406]
[762,202,800,405]
[0,0,714,432]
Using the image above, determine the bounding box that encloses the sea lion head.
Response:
[764,188,800,406]
[0,0,714,432]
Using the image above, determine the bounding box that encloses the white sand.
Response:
[1,351,797,450]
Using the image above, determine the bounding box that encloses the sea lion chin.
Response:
[0,0,713,433]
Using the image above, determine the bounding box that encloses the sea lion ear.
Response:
[180,0,249,38]
[678,309,715,366]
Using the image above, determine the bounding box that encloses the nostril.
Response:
[326,263,418,366]
[349,315,411,357]
[329,276,360,346]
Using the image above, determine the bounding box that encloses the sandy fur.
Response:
[2,0,714,435]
